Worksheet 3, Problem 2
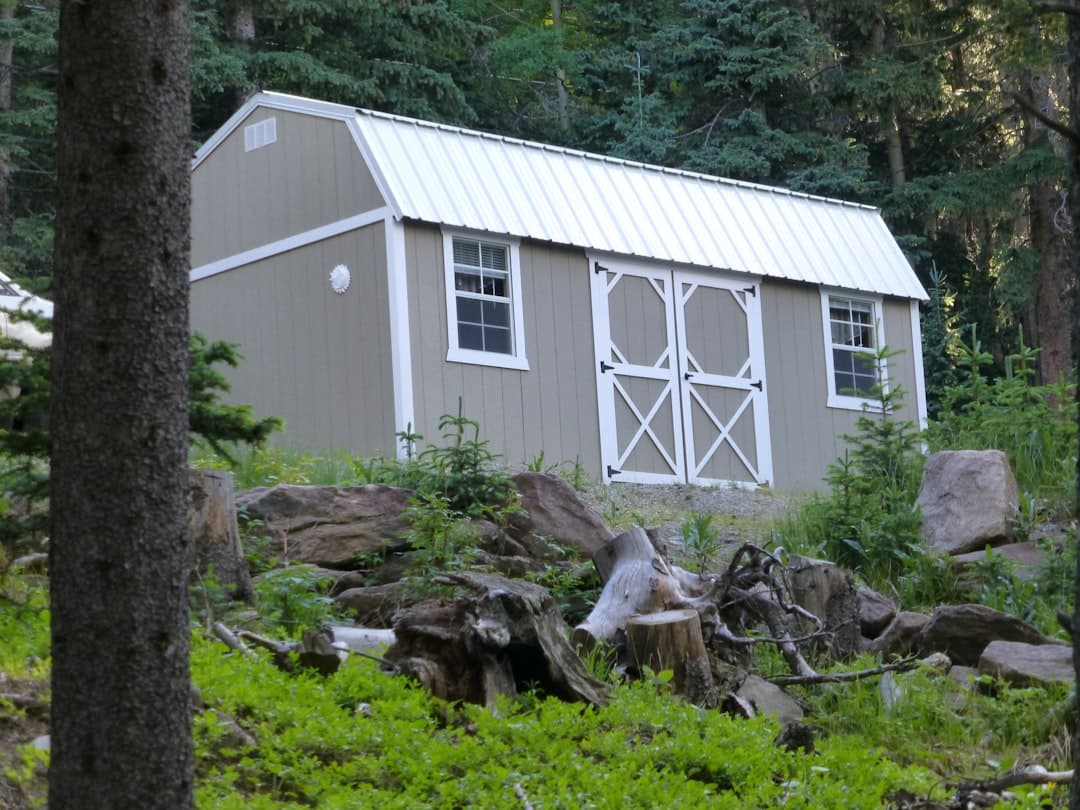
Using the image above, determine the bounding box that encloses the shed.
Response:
[190,91,927,493]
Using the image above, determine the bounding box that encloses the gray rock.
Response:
[916,450,1018,555]
[335,582,413,626]
[866,611,929,658]
[951,542,1047,580]
[510,472,614,558]
[947,665,980,690]
[236,484,413,567]
[916,603,1052,667]
[857,586,896,638]
[735,674,804,726]
[978,641,1073,686]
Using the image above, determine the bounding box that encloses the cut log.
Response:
[786,554,859,658]
[188,468,251,601]
[573,528,719,651]
[386,571,609,707]
[625,609,716,706]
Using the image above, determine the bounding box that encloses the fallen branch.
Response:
[954,766,1073,792]
[768,657,920,686]
[212,621,256,659]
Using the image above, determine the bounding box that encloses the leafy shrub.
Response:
[253,566,338,637]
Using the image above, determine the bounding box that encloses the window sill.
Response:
[826,394,884,413]
[447,347,530,371]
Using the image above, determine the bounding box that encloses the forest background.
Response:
[0,0,1074,395]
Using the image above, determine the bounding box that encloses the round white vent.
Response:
[329,264,351,294]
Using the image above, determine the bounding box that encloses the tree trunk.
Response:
[871,15,905,191]
[187,468,251,601]
[49,0,194,807]
[0,0,14,249]
[625,609,716,706]
[1020,65,1072,384]
[1069,10,1080,810]
[550,0,570,132]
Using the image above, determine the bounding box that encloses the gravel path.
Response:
[578,481,795,552]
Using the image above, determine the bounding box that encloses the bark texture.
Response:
[1070,11,1080,810]
[49,1,194,808]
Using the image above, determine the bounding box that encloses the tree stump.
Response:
[573,527,719,651]
[625,609,716,706]
[187,468,251,601]
[385,571,610,708]
[786,554,858,659]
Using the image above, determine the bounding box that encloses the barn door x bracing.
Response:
[591,257,772,487]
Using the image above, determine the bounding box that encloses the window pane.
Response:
[454,239,481,268]
[458,323,483,351]
[835,371,856,394]
[483,272,508,297]
[831,321,851,346]
[455,270,482,294]
[482,300,510,328]
[457,297,481,324]
[833,348,853,375]
[483,325,511,354]
[854,353,876,377]
[853,323,874,348]
[481,243,507,272]
[851,373,876,395]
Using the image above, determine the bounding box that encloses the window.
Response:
[822,292,884,409]
[443,232,528,370]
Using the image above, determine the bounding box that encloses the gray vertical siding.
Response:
[405,223,602,472]
[761,280,921,492]
[190,222,397,456]
[192,108,385,268]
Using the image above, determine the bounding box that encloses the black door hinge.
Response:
[743,286,757,297]
[751,380,763,391]
[684,372,695,381]
[600,360,615,373]
[607,466,622,478]
[594,261,608,275]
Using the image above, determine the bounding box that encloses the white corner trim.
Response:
[441,228,529,371]
[190,207,390,282]
[820,287,887,412]
[386,217,416,459]
[909,299,928,431]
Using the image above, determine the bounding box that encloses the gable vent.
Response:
[244,117,277,152]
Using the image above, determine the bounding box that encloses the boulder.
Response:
[509,472,614,557]
[916,604,1053,667]
[951,542,1047,580]
[916,450,1018,555]
[857,586,896,638]
[978,640,1073,686]
[235,484,413,567]
[866,611,929,658]
[335,582,413,626]
[735,674,804,726]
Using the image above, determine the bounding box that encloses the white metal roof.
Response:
[0,270,52,318]
[200,92,927,301]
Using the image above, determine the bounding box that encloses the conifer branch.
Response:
[1010,91,1080,143]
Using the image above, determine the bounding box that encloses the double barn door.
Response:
[590,257,772,487]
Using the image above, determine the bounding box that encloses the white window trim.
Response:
[820,288,886,412]
[442,228,529,371]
